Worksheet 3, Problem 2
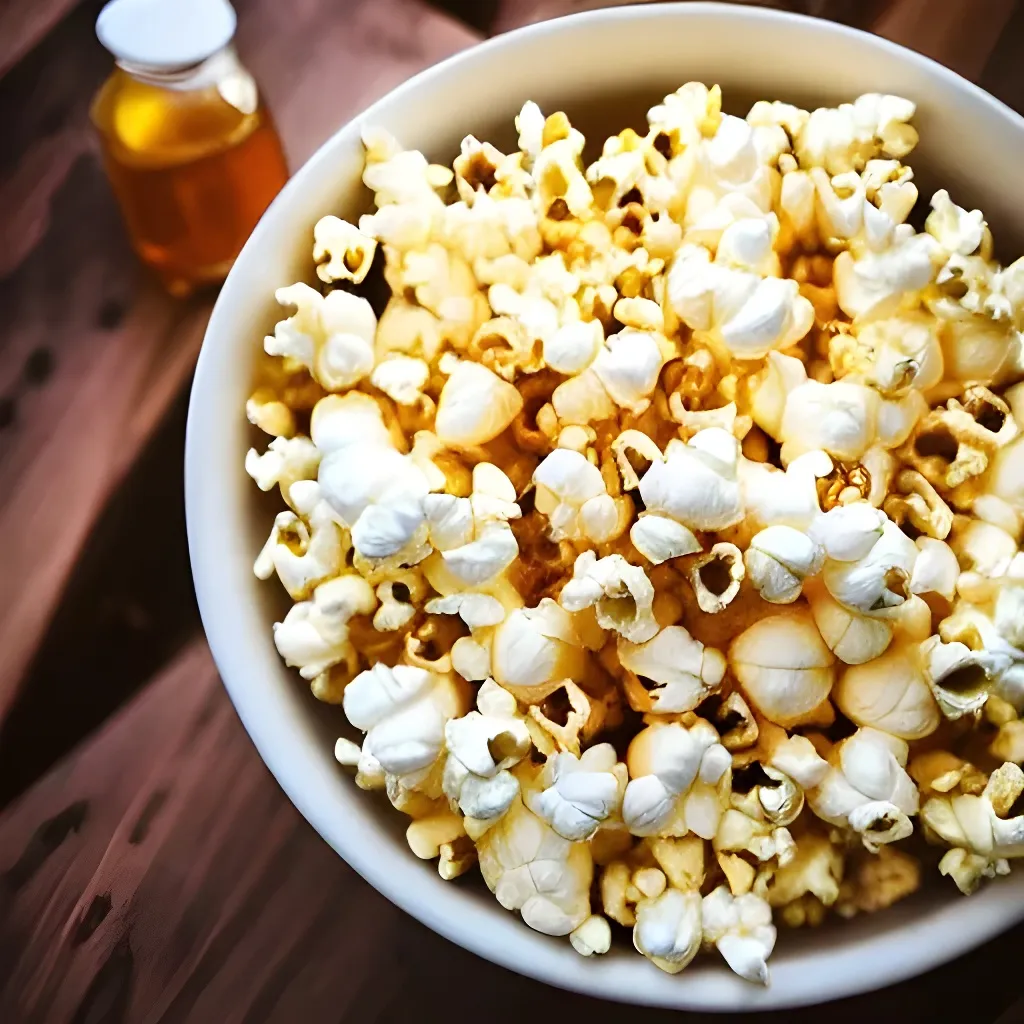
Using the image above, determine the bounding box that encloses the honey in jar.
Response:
[92,0,288,296]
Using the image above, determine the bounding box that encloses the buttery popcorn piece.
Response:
[745,525,824,604]
[266,284,377,392]
[633,889,703,975]
[313,215,377,285]
[730,610,835,727]
[618,625,727,714]
[559,551,658,642]
[443,679,531,822]
[314,393,436,560]
[623,719,731,839]
[534,447,620,544]
[835,643,940,740]
[435,359,524,446]
[343,662,468,785]
[529,743,626,841]
[491,599,589,703]
[476,798,593,936]
[274,574,376,681]
[808,728,919,851]
[701,886,777,985]
[639,428,744,532]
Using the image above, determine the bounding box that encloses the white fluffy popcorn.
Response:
[443,680,531,822]
[834,229,938,321]
[490,599,589,703]
[249,82,1024,978]
[920,636,994,720]
[274,574,376,680]
[434,462,521,587]
[592,328,670,414]
[559,551,658,642]
[254,490,347,600]
[246,435,321,502]
[795,93,918,176]
[435,359,524,446]
[701,886,777,985]
[543,319,603,374]
[313,215,377,285]
[808,728,919,851]
[370,355,431,406]
[314,393,435,560]
[745,525,823,604]
[618,626,727,713]
[740,448,832,530]
[534,447,619,544]
[921,763,1024,893]
[266,284,377,392]
[529,743,626,841]
[630,514,702,564]
[822,517,918,613]
[639,428,743,531]
[343,662,467,782]
[476,798,593,936]
[909,537,959,600]
[570,914,613,957]
[810,503,887,562]
[666,239,814,360]
[730,610,835,727]
[806,579,894,665]
[633,889,703,974]
[780,379,881,463]
[834,644,940,739]
[623,719,731,839]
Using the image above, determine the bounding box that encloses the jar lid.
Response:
[96,0,237,70]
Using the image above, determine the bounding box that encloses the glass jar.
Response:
[92,0,289,296]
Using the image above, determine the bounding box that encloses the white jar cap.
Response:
[96,0,237,70]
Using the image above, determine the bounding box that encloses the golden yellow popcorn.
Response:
[247,84,1024,984]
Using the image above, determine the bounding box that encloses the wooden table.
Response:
[2,2,1023,1021]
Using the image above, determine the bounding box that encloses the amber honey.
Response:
[91,60,288,296]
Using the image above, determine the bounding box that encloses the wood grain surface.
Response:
[1,639,1023,1024]
[491,0,1017,81]
[0,0,84,79]
[3,1,1024,1021]
[492,0,887,34]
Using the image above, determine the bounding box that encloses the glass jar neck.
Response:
[117,45,240,91]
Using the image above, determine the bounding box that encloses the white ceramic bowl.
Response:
[186,2,1024,1010]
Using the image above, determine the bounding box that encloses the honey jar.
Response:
[92,0,289,296]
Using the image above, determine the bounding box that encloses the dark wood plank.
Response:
[491,0,891,36]
[236,0,480,166]
[1,637,1023,1023]
[0,639,409,1024]
[430,0,502,33]
[0,388,201,809]
[0,0,478,733]
[0,0,83,80]
[979,0,1024,114]
[490,0,1016,82]
[873,0,1017,80]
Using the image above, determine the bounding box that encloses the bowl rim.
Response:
[186,1,1024,1010]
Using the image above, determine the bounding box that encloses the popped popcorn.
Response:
[807,728,920,851]
[442,679,531,823]
[528,743,627,841]
[622,719,731,838]
[247,84,1024,982]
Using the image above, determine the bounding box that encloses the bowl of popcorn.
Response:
[186,1,1024,1010]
